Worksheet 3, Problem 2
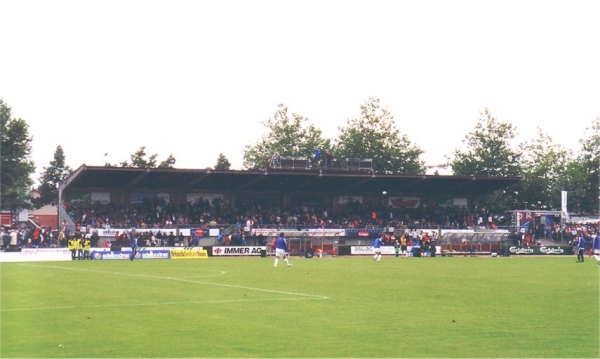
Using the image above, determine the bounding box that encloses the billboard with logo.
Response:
[170,248,208,259]
[91,250,171,260]
[508,246,572,255]
[350,246,396,255]
[212,246,265,256]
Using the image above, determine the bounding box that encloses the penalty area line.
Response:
[15,262,330,300]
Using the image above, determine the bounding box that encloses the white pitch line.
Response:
[8,263,329,310]
[1,297,321,312]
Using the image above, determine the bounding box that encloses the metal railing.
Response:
[58,202,77,235]
[269,156,373,171]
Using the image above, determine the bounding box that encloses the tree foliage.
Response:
[214,153,231,170]
[570,117,600,215]
[157,154,177,169]
[243,104,331,169]
[450,109,522,213]
[334,97,425,174]
[555,160,590,215]
[105,147,176,168]
[517,129,571,212]
[35,146,73,207]
[451,108,522,177]
[0,99,35,212]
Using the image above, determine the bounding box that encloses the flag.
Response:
[561,191,569,221]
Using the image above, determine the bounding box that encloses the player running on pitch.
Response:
[274,232,292,267]
[593,231,600,265]
[373,233,384,262]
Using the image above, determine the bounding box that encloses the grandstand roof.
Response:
[61,165,522,197]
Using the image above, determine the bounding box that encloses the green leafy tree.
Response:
[125,147,157,168]
[555,160,589,215]
[109,147,176,168]
[35,146,73,207]
[0,99,35,212]
[517,128,571,212]
[333,97,424,174]
[213,153,231,170]
[565,117,600,215]
[157,154,176,169]
[451,108,522,177]
[243,104,331,169]
[451,108,522,212]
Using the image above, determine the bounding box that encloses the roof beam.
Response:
[238,171,269,190]
[182,171,211,190]
[124,170,150,189]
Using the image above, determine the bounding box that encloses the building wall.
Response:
[32,215,58,229]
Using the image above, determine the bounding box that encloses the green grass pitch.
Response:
[1,255,598,358]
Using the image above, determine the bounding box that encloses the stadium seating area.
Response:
[64,197,497,231]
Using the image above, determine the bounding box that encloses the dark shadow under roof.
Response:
[61,165,523,198]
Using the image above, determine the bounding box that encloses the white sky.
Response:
[1,0,599,181]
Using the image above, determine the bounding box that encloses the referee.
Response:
[129,234,138,261]
[576,232,585,263]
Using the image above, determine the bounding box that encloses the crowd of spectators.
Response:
[2,212,598,251]
[64,197,501,233]
[3,197,597,250]
[0,226,57,249]
[557,223,600,246]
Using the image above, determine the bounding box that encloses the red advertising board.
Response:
[514,211,535,223]
[1,212,12,227]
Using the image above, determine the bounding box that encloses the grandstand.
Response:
[56,164,523,254]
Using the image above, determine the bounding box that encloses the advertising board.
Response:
[91,250,171,260]
[170,248,208,259]
[212,246,266,256]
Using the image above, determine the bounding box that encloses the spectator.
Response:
[90,230,99,247]
[270,151,280,167]
[1,228,9,249]
[326,151,333,169]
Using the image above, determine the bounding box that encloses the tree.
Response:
[555,160,589,215]
[451,108,522,177]
[0,99,36,212]
[334,97,424,174]
[107,147,176,168]
[125,147,156,168]
[213,153,231,170]
[450,108,522,212]
[243,104,331,169]
[571,117,600,215]
[157,155,176,169]
[517,128,571,212]
[35,146,73,207]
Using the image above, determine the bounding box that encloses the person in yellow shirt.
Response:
[83,237,92,260]
[400,234,408,258]
[68,236,77,260]
[75,235,83,260]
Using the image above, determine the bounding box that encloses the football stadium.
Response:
[1,164,598,358]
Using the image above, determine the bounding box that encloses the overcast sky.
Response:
[1,0,599,180]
